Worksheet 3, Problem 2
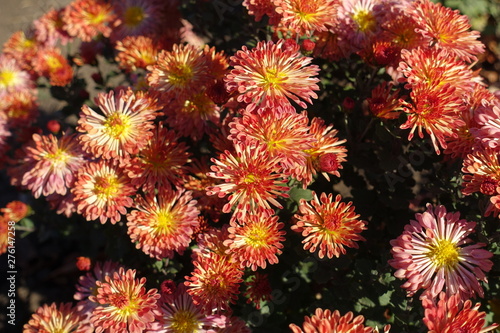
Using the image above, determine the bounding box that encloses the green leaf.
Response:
[288,187,313,203]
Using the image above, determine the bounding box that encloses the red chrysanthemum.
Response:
[293,192,366,259]
[206,143,290,220]
[243,272,273,309]
[23,302,88,333]
[127,188,200,260]
[62,0,116,42]
[72,160,136,224]
[77,88,159,160]
[389,203,493,301]
[91,268,160,333]
[225,209,286,270]
[225,39,320,112]
[32,47,74,86]
[367,81,404,120]
[243,0,281,24]
[1,200,29,222]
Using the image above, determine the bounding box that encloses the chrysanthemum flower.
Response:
[75,260,125,316]
[2,30,40,69]
[243,0,281,24]
[293,192,366,259]
[192,225,232,262]
[147,44,212,99]
[275,0,338,37]
[229,108,314,170]
[0,90,38,128]
[290,308,389,333]
[1,201,29,222]
[46,191,78,218]
[225,209,286,270]
[23,302,88,333]
[0,112,11,158]
[32,47,74,86]
[0,56,34,97]
[62,0,116,42]
[225,39,320,112]
[422,292,499,333]
[33,8,73,46]
[409,0,484,62]
[389,203,493,301]
[127,188,200,260]
[380,9,427,57]
[91,268,160,333]
[72,160,136,224]
[400,82,465,154]
[115,35,159,72]
[472,98,500,149]
[291,117,348,187]
[77,88,159,160]
[122,123,190,192]
[185,252,244,312]
[206,143,290,220]
[243,272,273,309]
[367,81,404,120]
[8,132,86,199]
[150,282,226,332]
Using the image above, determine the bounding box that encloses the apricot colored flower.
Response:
[422,292,499,333]
[1,201,29,222]
[293,192,366,259]
[206,143,290,220]
[290,308,389,333]
[115,35,159,72]
[127,189,200,260]
[77,88,159,160]
[147,44,211,99]
[0,56,34,97]
[276,0,338,36]
[62,0,116,42]
[33,8,73,46]
[0,90,38,128]
[229,108,314,170]
[123,123,190,192]
[243,0,281,24]
[91,268,160,333]
[389,203,493,301]
[409,0,484,62]
[23,302,88,333]
[225,209,286,270]
[32,47,74,86]
[9,132,86,199]
[400,82,465,154]
[225,39,320,112]
[367,81,404,120]
[185,252,244,312]
[72,160,136,224]
[2,31,40,69]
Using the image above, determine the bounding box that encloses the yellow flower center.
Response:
[245,224,269,248]
[103,113,132,139]
[168,64,193,88]
[94,175,120,199]
[21,38,35,50]
[0,70,16,88]
[352,9,376,33]
[427,238,459,269]
[170,309,200,333]
[46,148,71,166]
[155,210,176,234]
[46,55,63,71]
[262,67,285,90]
[243,173,257,184]
[124,6,145,27]
[109,292,139,317]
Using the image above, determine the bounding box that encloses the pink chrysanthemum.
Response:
[62,0,116,42]
[8,132,86,199]
[185,252,244,312]
[23,302,88,333]
[293,192,367,259]
[91,268,160,333]
[472,98,500,149]
[0,55,34,97]
[290,308,390,333]
[225,209,286,270]
[400,82,466,154]
[33,8,73,46]
[72,160,136,224]
[122,123,190,192]
[115,35,159,72]
[32,47,74,86]
[77,88,159,160]
[409,0,485,62]
[422,292,499,333]
[225,39,320,112]
[147,44,212,99]
[275,0,338,37]
[389,203,493,301]
[46,191,78,218]
[206,143,290,220]
[126,188,200,260]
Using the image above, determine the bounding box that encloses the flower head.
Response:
[389,203,493,301]
[115,35,159,72]
[32,47,74,86]
[23,302,88,333]
[225,39,320,112]
[33,8,73,46]
[367,81,404,120]
[0,55,34,97]
[293,192,366,259]
[91,268,160,333]
[62,0,116,42]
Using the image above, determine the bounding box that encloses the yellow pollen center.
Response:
[46,55,63,71]
[155,210,175,234]
[46,148,70,166]
[168,64,193,88]
[170,309,200,333]
[0,70,16,88]
[262,68,285,89]
[124,6,145,27]
[245,225,269,248]
[103,113,132,139]
[352,9,376,33]
[243,173,257,184]
[427,239,459,269]
[94,175,120,199]
[88,10,108,25]
[109,292,139,316]
[21,38,35,49]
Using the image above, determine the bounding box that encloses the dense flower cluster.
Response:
[1,0,498,331]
